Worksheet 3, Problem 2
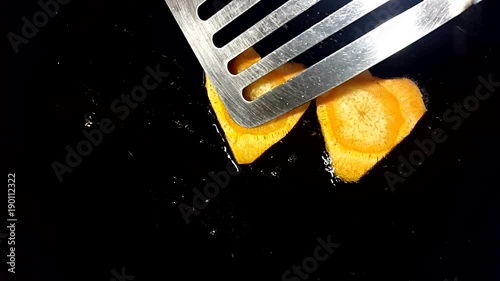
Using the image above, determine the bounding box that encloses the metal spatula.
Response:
[165,0,482,128]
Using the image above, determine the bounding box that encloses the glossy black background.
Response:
[5,0,500,280]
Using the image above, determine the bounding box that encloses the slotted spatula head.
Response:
[165,0,482,128]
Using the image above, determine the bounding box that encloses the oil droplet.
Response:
[84,112,96,127]
[288,154,298,163]
[322,150,339,186]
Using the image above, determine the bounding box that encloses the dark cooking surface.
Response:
[9,0,500,280]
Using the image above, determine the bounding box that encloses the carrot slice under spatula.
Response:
[206,48,310,164]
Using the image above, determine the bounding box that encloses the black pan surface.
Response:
[7,0,500,280]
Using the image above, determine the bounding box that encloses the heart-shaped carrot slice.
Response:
[316,72,427,182]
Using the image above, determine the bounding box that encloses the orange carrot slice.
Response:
[206,48,310,164]
[316,72,427,182]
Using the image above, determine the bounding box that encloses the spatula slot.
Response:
[251,0,352,59]
[226,0,350,74]
[292,0,420,68]
[212,0,290,48]
[198,0,233,20]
